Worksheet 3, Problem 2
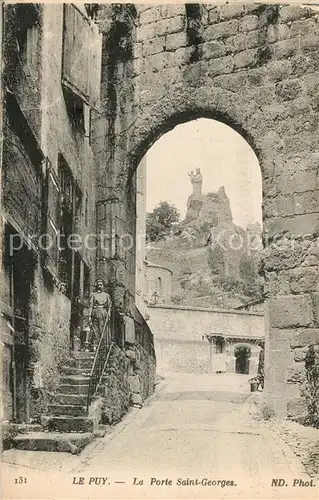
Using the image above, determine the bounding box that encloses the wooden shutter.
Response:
[62,5,102,109]
[87,21,102,109]
[43,158,60,276]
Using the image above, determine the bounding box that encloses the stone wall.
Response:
[101,342,156,424]
[135,342,156,401]
[96,3,319,419]
[2,123,41,237]
[136,158,148,318]
[156,338,210,374]
[28,266,71,419]
[148,304,264,341]
[3,4,44,143]
[101,345,130,425]
[152,304,263,376]
[156,338,260,378]
[1,4,101,425]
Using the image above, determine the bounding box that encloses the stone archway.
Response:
[96,3,319,420]
[227,341,261,376]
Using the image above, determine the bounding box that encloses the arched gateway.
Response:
[95,4,319,420]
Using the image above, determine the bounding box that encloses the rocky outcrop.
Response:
[185,185,232,227]
[147,186,263,308]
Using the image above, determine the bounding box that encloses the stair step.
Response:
[61,375,90,385]
[5,423,43,434]
[73,351,95,359]
[60,384,90,395]
[62,366,91,376]
[54,393,87,405]
[48,416,93,433]
[74,359,95,370]
[13,432,93,454]
[49,405,86,417]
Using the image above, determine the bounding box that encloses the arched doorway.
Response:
[234,345,251,375]
[134,118,263,376]
[95,2,319,419]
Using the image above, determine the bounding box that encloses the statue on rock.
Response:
[188,168,203,199]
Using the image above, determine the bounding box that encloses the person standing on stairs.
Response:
[86,278,112,351]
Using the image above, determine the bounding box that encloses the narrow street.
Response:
[2,371,317,499]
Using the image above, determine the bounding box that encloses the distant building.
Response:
[145,261,173,305]
[134,160,265,377]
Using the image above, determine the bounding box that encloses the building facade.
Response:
[145,262,173,305]
[1,5,156,447]
[1,2,318,444]
[94,3,319,421]
[147,298,264,376]
[1,3,101,425]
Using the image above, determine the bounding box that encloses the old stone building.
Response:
[0,3,155,452]
[148,303,264,375]
[145,262,173,305]
[94,3,319,421]
[1,2,318,450]
[136,240,264,377]
[1,2,100,424]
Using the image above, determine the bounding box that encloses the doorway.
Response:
[234,345,251,375]
[3,225,36,422]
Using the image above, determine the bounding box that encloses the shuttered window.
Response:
[62,4,102,109]
[43,158,60,276]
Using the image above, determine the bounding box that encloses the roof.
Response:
[144,259,173,275]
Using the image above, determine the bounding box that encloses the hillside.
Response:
[146,186,263,309]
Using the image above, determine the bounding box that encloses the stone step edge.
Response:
[48,404,86,410]
[61,375,90,381]
[53,394,88,401]
[12,432,94,455]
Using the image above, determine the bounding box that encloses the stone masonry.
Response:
[95,4,319,420]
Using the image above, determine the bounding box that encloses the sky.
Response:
[143,118,262,228]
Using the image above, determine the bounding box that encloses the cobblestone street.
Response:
[2,372,318,499]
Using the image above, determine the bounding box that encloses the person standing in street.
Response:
[86,278,112,351]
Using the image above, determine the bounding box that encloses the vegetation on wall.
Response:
[302,344,319,428]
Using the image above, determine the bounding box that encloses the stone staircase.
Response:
[12,351,103,454]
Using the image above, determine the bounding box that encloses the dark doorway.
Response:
[234,345,251,375]
[4,225,36,422]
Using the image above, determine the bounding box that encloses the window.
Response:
[64,88,85,131]
[43,158,60,276]
[83,263,90,299]
[62,5,102,137]
[58,155,74,297]
[74,188,82,234]
[84,192,89,226]
[84,105,92,145]
[58,155,82,297]
[62,4,102,109]
[16,5,40,77]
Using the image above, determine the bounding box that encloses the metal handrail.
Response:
[86,312,111,413]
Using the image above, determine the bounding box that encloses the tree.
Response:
[207,244,225,275]
[240,255,263,298]
[146,201,180,242]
